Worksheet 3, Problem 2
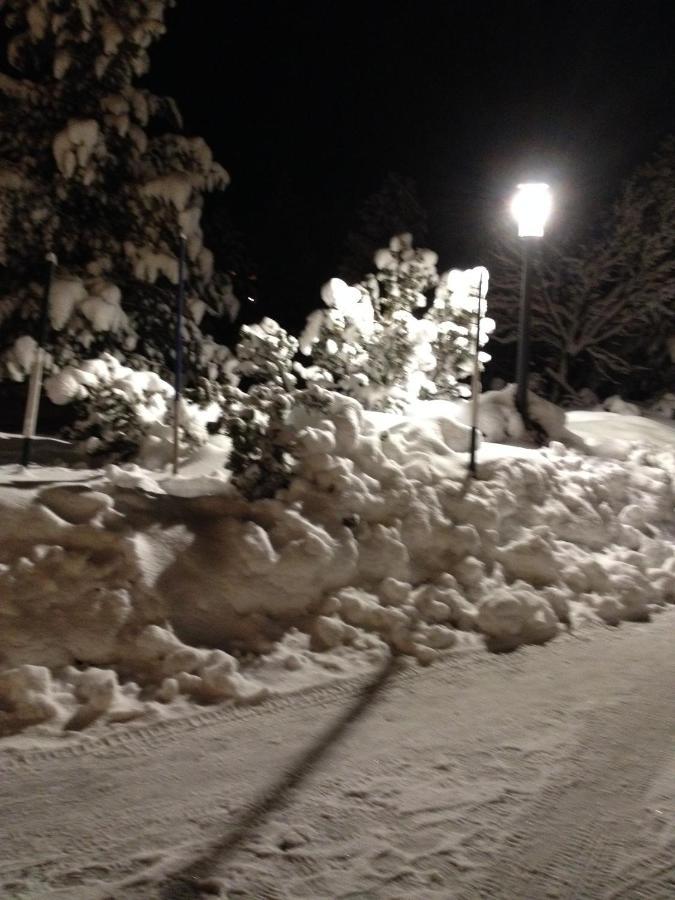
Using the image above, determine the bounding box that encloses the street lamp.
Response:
[510,182,552,428]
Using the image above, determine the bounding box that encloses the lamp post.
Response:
[21,251,57,467]
[468,267,489,477]
[510,182,552,427]
[172,232,187,475]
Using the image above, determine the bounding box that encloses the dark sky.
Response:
[5,1,675,326]
[146,0,675,325]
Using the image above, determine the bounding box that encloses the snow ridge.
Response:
[0,399,674,736]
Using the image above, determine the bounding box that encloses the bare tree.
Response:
[488,138,675,401]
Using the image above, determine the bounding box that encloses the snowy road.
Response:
[1,614,674,900]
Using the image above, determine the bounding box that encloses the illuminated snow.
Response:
[0,394,673,735]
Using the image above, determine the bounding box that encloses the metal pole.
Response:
[172,233,187,475]
[468,271,484,477]
[515,237,533,424]
[21,252,57,467]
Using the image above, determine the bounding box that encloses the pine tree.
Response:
[0,0,237,386]
[299,235,493,411]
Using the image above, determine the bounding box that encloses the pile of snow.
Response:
[0,390,674,736]
[0,482,268,736]
[460,384,566,443]
[601,394,642,417]
[566,410,675,465]
[588,392,675,423]
[650,392,675,420]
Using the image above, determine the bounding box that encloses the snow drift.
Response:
[1,394,674,736]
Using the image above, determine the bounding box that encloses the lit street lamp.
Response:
[510,182,552,429]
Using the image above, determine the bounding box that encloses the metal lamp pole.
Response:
[515,236,534,422]
[510,183,552,431]
[21,251,57,467]
[172,232,187,475]
[469,269,486,477]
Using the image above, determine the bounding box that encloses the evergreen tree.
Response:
[0,0,237,385]
[338,172,428,284]
[300,235,493,412]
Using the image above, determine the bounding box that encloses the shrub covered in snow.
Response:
[220,383,296,500]
[45,353,220,464]
[0,0,238,386]
[207,245,496,494]
[235,317,298,389]
[217,382,332,501]
[298,236,494,411]
[425,267,494,400]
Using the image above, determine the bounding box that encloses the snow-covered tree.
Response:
[235,317,298,390]
[299,235,493,411]
[0,0,237,386]
[488,138,675,401]
[221,383,296,500]
[425,267,492,400]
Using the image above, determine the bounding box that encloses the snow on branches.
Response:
[0,0,236,387]
[235,317,299,390]
[5,0,175,85]
[45,353,218,464]
[298,234,494,411]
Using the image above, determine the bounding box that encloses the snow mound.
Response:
[0,396,674,736]
[602,395,641,416]
[0,485,268,735]
[471,384,567,443]
[649,392,675,420]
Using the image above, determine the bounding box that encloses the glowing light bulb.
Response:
[511,183,552,237]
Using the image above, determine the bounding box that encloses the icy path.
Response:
[1,615,674,900]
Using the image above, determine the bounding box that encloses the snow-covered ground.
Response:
[1,614,673,899]
[1,396,674,740]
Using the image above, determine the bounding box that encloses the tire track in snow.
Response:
[0,644,517,769]
[1,615,673,899]
[459,621,675,900]
[0,624,645,771]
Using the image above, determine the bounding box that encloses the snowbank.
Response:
[0,397,674,736]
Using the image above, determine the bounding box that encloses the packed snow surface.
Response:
[0,397,674,737]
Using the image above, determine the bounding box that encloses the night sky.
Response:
[6,1,675,328]
[145,1,675,327]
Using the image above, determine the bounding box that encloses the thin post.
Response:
[468,271,484,477]
[515,237,533,423]
[21,252,57,467]
[172,232,187,475]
